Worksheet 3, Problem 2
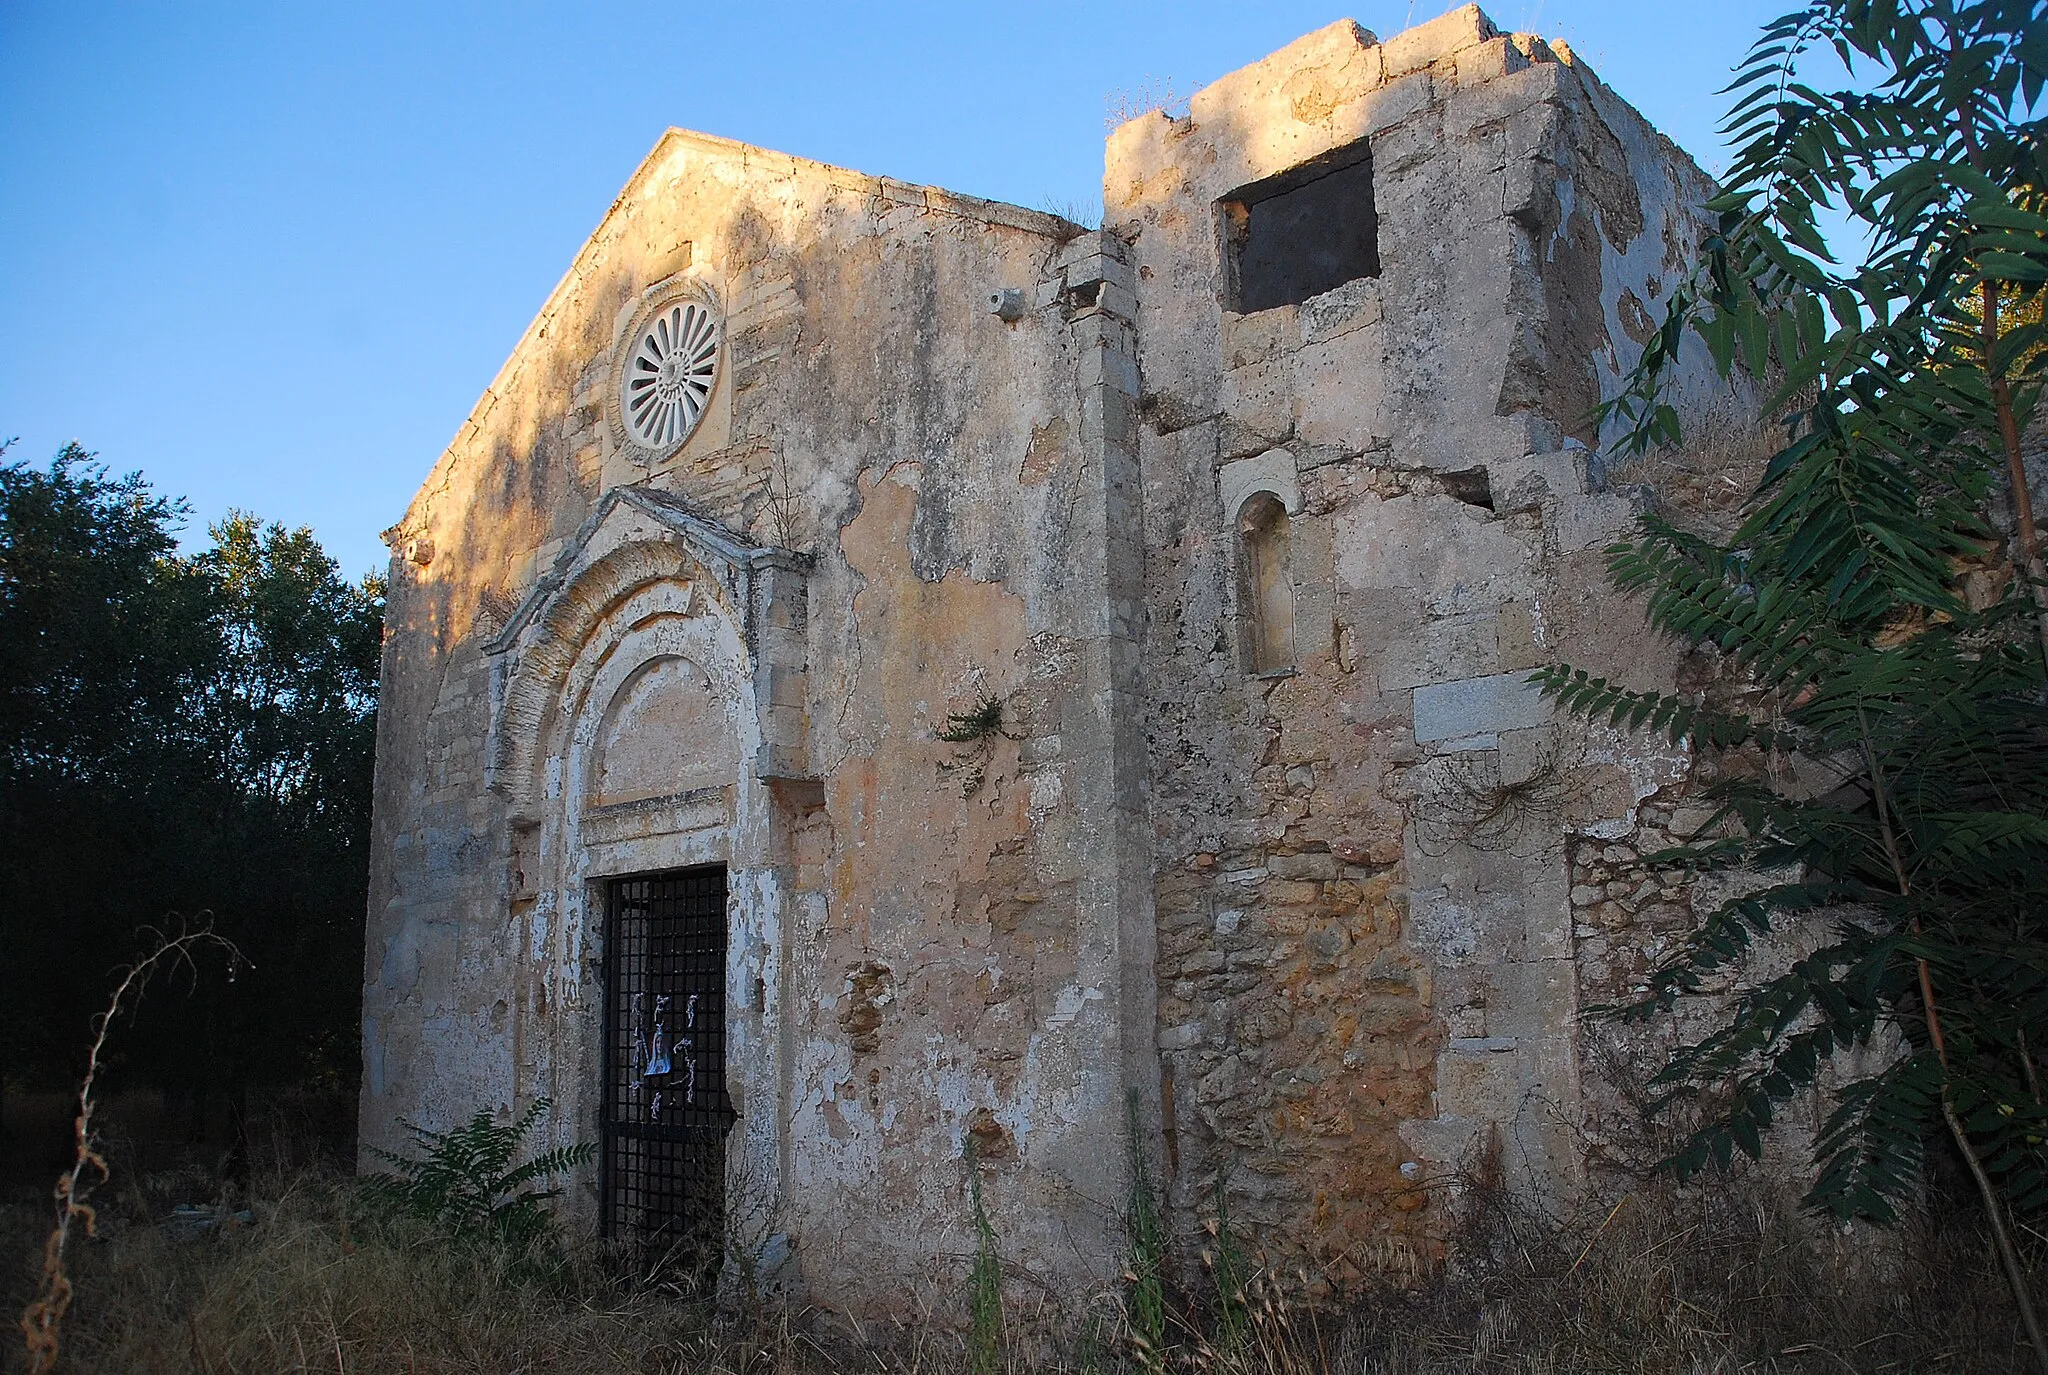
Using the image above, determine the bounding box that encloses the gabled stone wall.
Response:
[365,4,1754,1314]
[364,130,1163,1309]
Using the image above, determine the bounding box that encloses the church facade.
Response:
[362,7,1741,1308]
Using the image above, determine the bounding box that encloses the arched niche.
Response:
[587,655,742,810]
[487,484,814,819]
[554,600,751,861]
[1239,491,1298,675]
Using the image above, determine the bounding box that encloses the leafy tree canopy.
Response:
[0,441,382,1126]
[1541,0,2048,1359]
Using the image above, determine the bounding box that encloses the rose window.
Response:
[622,301,719,450]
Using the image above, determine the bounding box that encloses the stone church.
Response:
[362,7,1745,1308]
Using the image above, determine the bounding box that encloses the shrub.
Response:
[360,1097,594,1257]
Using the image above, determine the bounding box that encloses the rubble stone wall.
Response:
[1109,8,1738,1270]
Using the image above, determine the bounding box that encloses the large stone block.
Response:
[1553,490,1641,553]
[1292,326,1390,450]
[1444,50,1570,138]
[1298,277,1383,346]
[1380,4,1497,79]
[1221,306,1300,370]
[1454,35,1531,86]
[1412,670,1549,743]
[1379,612,1501,691]
[1188,19,1379,127]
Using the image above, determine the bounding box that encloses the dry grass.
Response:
[1604,418,1778,537]
[4,1153,2037,1374]
[3,1171,707,1374]
[1319,1174,2039,1373]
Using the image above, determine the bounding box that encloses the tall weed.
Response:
[1121,1091,1167,1369]
[966,1144,1004,1375]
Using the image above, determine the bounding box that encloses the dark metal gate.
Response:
[601,867,733,1280]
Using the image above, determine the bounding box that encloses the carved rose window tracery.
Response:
[621,299,719,452]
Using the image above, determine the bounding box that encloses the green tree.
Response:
[0,444,381,1150]
[0,444,220,1091]
[145,512,384,1130]
[1540,0,2048,1361]
[0,442,217,786]
[196,512,382,829]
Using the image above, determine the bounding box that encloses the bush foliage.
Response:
[1537,0,2048,1347]
[0,441,381,1122]
[361,1098,596,1256]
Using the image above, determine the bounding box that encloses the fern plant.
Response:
[1550,1,2048,1364]
[363,1097,595,1255]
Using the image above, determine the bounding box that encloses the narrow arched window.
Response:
[1239,492,1297,675]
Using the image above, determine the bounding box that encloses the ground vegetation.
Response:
[2,1137,2034,1373]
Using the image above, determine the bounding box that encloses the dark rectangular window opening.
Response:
[600,865,733,1287]
[1223,140,1381,314]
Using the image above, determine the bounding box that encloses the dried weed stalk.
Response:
[16,920,242,1373]
[762,452,805,552]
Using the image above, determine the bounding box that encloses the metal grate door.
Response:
[601,867,733,1280]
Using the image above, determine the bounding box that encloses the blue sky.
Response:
[1,1,1786,579]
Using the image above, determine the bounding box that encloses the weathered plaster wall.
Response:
[364,130,1157,1309]
[1112,6,1740,1268]
[366,2,1757,1314]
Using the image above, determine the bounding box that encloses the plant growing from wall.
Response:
[937,690,1022,798]
[1402,736,1585,859]
[760,449,805,552]
[1543,1,2048,1364]
[362,1098,595,1258]
[1121,1089,1169,1370]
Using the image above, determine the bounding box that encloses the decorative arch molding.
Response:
[1216,447,1302,523]
[486,484,812,819]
